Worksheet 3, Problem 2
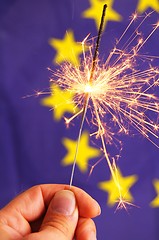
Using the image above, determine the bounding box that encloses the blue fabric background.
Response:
[0,1,159,239]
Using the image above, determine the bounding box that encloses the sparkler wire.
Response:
[69,95,89,187]
[69,4,107,187]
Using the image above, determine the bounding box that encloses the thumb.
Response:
[36,190,78,240]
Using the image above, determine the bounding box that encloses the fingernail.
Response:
[51,190,76,216]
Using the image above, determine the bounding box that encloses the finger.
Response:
[75,218,97,240]
[0,229,10,240]
[0,227,21,240]
[65,186,101,218]
[23,190,78,240]
[0,184,100,236]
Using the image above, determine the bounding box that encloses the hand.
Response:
[0,184,100,240]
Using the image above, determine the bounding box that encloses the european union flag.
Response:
[0,1,159,240]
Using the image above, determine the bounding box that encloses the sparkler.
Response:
[68,4,107,188]
[48,7,159,207]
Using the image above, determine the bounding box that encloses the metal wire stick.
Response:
[69,4,107,187]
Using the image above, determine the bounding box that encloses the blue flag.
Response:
[0,1,159,239]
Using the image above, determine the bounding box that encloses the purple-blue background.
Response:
[0,1,159,239]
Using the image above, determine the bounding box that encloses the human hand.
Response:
[0,184,100,240]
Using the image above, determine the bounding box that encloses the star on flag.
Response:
[150,179,159,207]
[62,131,101,172]
[41,83,78,121]
[82,0,122,29]
[99,168,138,206]
[49,30,83,66]
[137,0,159,13]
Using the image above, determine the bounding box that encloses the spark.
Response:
[48,8,159,208]
[115,197,139,213]
[22,90,50,99]
[88,156,105,178]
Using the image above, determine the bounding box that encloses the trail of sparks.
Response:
[48,10,159,208]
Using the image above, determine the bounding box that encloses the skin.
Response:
[0,184,101,240]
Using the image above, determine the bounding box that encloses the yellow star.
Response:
[49,30,83,66]
[137,0,159,13]
[98,168,138,206]
[150,179,159,207]
[82,0,122,30]
[62,131,101,172]
[41,83,78,121]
